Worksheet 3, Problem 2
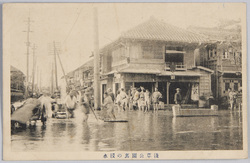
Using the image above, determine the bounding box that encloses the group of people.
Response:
[102,86,164,114]
[228,88,241,110]
[128,87,163,112]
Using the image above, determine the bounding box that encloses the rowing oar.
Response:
[89,105,99,121]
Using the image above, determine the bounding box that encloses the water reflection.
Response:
[11,110,243,151]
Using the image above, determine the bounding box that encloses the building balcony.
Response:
[164,63,187,71]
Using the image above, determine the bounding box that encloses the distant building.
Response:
[100,17,214,105]
[64,58,94,89]
[189,22,242,101]
[11,66,25,102]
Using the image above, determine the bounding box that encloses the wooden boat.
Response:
[55,112,67,119]
[104,119,128,122]
[172,105,218,117]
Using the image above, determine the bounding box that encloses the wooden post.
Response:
[166,82,170,105]
[93,7,100,110]
[31,44,36,95]
[51,62,54,94]
[155,82,159,88]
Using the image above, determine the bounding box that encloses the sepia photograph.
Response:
[2,2,248,160]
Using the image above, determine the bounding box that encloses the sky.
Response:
[4,3,245,87]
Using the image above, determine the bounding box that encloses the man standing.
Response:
[152,87,162,112]
[64,90,77,118]
[102,92,116,120]
[119,88,128,111]
[228,88,237,110]
[174,88,182,105]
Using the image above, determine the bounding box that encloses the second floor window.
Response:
[223,51,229,59]
[165,46,184,65]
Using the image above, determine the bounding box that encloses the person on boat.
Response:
[102,92,116,120]
[64,90,77,118]
[174,88,182,105]
[144,89,151,112]
[152,87,162,112]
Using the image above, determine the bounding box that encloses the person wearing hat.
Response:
[174,88,182,105]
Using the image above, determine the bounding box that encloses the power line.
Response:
[63,8,83,44]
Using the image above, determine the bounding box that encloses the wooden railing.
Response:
[164,63,187,71]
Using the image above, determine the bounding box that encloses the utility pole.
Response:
[36,66,39,93]
[53,41,58,91]
[51,62,54,94]
[31,44,37,95]
[93,7,100,110]
[40,70,42,91]
[23,16,33,98]
[55,45,69,87]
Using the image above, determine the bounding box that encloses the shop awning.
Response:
[159,71,202,77]
[119,68,161,74]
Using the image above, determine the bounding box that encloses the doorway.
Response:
[169,82,192,104]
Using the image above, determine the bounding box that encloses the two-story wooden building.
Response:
[189,24,242,101]
[100,17,214,105]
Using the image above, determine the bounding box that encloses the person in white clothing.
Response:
[64,90,77,118]
[119,88,128,111]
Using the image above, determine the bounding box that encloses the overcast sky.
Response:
[4,3,245,87]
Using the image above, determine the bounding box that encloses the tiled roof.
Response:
[187,26,241,42]
[121,17,209,43]
[11,65,24,74]
[78,58,94,71]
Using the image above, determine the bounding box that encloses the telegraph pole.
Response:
[31,44,37,95]
[51,62,54,94]
[23,16,33,98]
[53,41,58,91]
[55,46,69,87]
[93,7,100,110]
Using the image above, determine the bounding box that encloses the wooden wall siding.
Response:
[129,62,164,70]
[123,73,156,82]
[183,47,196,69]
[129,43,142,59]
[198,70,212,96]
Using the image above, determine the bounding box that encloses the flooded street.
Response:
[11,110,243,151]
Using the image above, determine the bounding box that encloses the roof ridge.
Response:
[121,17,209,43]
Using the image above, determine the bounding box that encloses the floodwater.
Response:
[11,109,243,151]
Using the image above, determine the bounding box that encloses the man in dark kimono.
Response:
[174,88,182,105]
